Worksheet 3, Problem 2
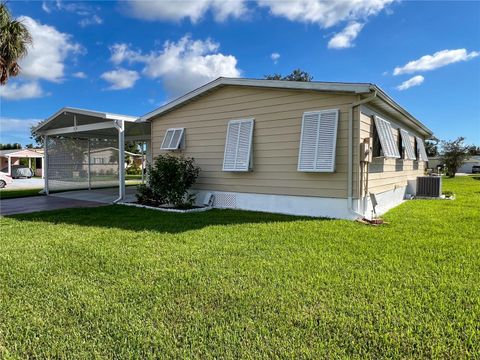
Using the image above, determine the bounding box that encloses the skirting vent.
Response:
[213,192,237,208]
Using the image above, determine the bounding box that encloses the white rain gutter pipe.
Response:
[347,89,377,217]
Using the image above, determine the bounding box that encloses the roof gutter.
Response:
[374,87,433,137]
[347,88,377,218]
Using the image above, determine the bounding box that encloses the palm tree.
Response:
[0,2,32,85]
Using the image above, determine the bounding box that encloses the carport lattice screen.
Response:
[46,137,119,191]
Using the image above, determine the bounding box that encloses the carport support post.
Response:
[141,141,145,184]
[115,120,125,202]
[44,135,49,195]
[87,139,91,190]
[7,156,11,176]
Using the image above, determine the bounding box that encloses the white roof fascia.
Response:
[141,77,373,121]
[372,87,433,137]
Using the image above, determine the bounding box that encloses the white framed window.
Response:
[298,109,339,172]
[400,129,416,160]
[373,116,400,158]
[222,119,254,172]
[416,136,429,161]
[160,128,185,150]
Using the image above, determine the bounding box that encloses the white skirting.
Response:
[193,190,356,219]
[362,185,408,219]
[193,186,410,220]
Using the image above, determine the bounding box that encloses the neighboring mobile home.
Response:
[0,148,44,177]
[35,78,433,219]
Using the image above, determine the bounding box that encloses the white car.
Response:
[0,172,13,188]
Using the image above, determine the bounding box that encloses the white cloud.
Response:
[41,2,52,13]
[258,0,394,28]
[109,43,145,65]
[0,81,45,100]
[79,15,103,27]
[271,52,280,64]
[125,0,248,22]
[328,21,364,49]
[259,0,393,48]
[396,75,424,91]
[101,68,140,90]
[393,49,479,75]
[123,1,394,49]
[72,71,87,79]
[0,117,40,137]
[109,35,241,97]
[18,16,83,82]
[42,1,103,27]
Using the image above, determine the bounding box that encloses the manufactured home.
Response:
[34,78,432,219]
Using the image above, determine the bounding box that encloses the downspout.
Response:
[347,89,377,217]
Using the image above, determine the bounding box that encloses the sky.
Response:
[0,0,479,146]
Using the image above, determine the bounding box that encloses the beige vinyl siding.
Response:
[359,108,426,195]
[151,86,357,198]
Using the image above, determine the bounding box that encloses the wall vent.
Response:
[416,176,442,197]
[213,192,237,208]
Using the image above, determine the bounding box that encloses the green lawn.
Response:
[126,174,142,180]
[0,177,479,358]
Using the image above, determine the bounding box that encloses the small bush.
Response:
[126,164,142,175]
[136,154,200,208]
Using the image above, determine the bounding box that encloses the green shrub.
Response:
[126,164,142,175]
[136,154,200,208]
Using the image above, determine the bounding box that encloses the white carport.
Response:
[34,107,151,202]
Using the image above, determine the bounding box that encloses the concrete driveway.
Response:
[4,178,44,190]
[0,196,104,216]
[0,187,137,215]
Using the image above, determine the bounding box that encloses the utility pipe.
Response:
[347,89,377,217]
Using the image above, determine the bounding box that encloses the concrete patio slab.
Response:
[1,196,103,216]
[50,187,137,204]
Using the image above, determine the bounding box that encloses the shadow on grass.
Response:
[9,205,323,234]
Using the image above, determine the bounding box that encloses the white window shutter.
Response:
[316,110,338,172]
[298,112,319,171]
[170,128,184,149]
[416,137,428,161]
[400,129,416,160]
[161,129,174,150]
[298,109,338,172]
[235,120,254,170]
[223,119,254,171]
[374,116,400,158]
[161,128,184,150]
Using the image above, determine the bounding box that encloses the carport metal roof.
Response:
[34,107,150,140]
